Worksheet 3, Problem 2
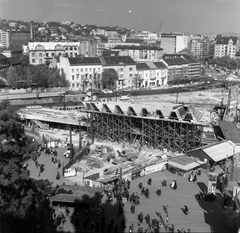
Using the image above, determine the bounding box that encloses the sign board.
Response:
[131,167,145,180]
[145,162,166,176]
[64,168,77,178]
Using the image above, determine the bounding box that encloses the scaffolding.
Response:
[85,110,204,153]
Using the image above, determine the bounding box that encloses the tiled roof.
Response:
[0,53,7,60]
[112,45,163,51]
[7,57,21,65]
[102,50,119,57]
[102,56,135,65]
[69,57,102,65]
[154,61,167,69]
[125,38,143,43]
[163,57,188,66]
[182,55,198,63]
[215,36,238,45]
[136,63,150,70]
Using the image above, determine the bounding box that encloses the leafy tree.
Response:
[133,74,143,89]
[101,68,119,89]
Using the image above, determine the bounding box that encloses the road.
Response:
[98,79,224,99]
[27,150,230,233]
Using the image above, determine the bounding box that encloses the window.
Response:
[85,68,88,72]
[72,83,75,88]
[129,74,133,77]
[52,53,54,56]
[81,68,83,72]
[46,53,49,57]
[120,68,123,72]
[72,69,75,73]
[76,69,79,73]
[39,53,42,57]
[89,68,92,72]
[77,83,79,87]
[32,53,35,57]
[72,75,75,80]
[98,68,100,72]
[39,59,43,64]
[129,67,133,71]
[32,59,35,63]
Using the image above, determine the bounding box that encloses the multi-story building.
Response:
[0,29,10,48]
[101,56,136,89]
[189,37,212,58]
[28,42,81,65]
[111,45,163,62]
[214,36,239,58]
[59,56,103,90]
[104,41,141,50]
[10,31,31,47]
[136,61,168,88]
[162,54,201,80]
[161,33,188,54]
[59,56,136,90]
[104,29,119,38]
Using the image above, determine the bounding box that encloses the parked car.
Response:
[120,95,130,101]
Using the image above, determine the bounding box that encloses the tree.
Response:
[133,74,143,89]
[0,101,57,233]
[101,68,119,89]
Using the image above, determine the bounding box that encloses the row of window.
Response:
[32,52,78,58]
[72,68,101,73]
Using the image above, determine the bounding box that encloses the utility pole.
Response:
[79,120,82,150]
[69,125,73,160]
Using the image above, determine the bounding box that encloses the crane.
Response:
[156,20,163,46]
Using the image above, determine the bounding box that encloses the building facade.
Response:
[112,45,163,62]
[28,42,81,65]
[214,36,239,58]
[0,29,10,48]
[136,61,168,88]
[161,33,188,54]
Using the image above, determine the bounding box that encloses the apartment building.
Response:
[59,55,136,90]
[0,29,10,48]
[161,33,188,54]
[214,36,239,58]
[136,61,168,87]
[101,56,136,89]
[28,42,81,65]
[162,54,200,80]
[111,45,163,62]
[189,38,211,58]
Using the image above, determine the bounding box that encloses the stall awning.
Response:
[168,160,201,171]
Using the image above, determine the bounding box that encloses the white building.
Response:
[161,33,188,54]
[0,29,10,48]
[214,36,239,58]
[28,42,81,65]
[59,56,103,91]
[136,61,168,88]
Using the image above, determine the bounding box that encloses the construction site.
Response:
[18,85,240,185]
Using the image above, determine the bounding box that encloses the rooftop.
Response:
[112,45,163,51]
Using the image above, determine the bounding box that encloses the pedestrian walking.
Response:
[138,211,143,223]
[184,205,189,215]
[141,187,145,195]
[174,180,177,190]
[129,224,134,233]
[139,182,143,189]
[127,180,131,189]
[145,188,149,199]
[145,213,150,225]
[156,187,162,196]
[147,177,152,185]
[162,178,167,187]
[56,171,60,180]
[130,204,135,214]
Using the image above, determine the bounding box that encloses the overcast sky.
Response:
[0,0,239,35]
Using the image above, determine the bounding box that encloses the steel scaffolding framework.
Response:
[85,111,204,153]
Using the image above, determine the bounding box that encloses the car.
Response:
[120,95,130,101]
[102,89,113,94]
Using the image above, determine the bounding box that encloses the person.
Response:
[145,188,149,199]
[147,177,152,185]
[141,187,145,195]
[193,174,197,182]
[139,182,143,189]
[174,180,177,190]
[129,224,134,233]
[162,178,167,187]
[56,171,60,180]
[156,187,162,196]
[171,180,175,189]
[138,211,143,223]
[127,180,131,189]
[121,219,126,230]
[145,213,150,225]
[130,204,135,214]
[184,205,189,215]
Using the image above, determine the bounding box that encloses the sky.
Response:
[0,0,240,35]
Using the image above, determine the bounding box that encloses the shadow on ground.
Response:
[196,182,230,233]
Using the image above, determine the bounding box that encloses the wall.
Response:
[161,37,176,54]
